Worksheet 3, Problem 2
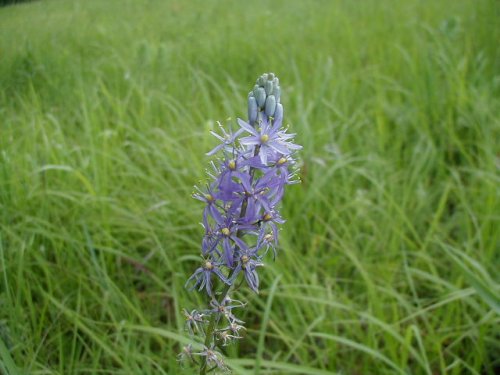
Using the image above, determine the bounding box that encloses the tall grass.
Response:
[0,0,499,374]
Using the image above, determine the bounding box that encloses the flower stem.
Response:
[199,145,261,375]
[199,281,232,375]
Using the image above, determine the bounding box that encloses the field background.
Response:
[0,0,499,374]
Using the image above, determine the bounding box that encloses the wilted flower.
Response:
[182,309,205,335]
[206,297,245,324]
[217,329,241,346]
[177,344,195,363]
[194,346,227,372]
[226,321,246,336]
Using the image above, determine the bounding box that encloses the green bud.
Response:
[253,86,260,98]
[274,103,283,123]
[255,87,266,108]
[265,95,277,117]
[248,96,258,124]
[264,80,273,95]
[272,85,281,103]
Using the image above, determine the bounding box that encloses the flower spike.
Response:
[180,73,301,373]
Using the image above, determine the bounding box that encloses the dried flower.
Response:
[182,309,205,335]
[194,346,227,372]
[177,344,195,363]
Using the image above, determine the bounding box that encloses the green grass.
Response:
[0,0,499,374]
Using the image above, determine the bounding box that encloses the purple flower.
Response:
[258,210,285,242]
[210,214,250,267]
[238,117,302,165]
[182,73,301,368]
[235,170,282,216]
[206,121,244,156]
[193,184,224,229]
[268,152,300,184]
[188,74,300,296]
[185,259,230,296]
[231,247,264,293]
[258,231,279,259]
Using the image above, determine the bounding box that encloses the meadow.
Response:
[0,0,499,374]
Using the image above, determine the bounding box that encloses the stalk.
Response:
[199,146,261,375]
[183,73,300,373]
[199,282,231,374]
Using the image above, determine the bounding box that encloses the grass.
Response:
[0,0,499,373]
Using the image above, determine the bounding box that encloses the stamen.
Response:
[277,157,287,165]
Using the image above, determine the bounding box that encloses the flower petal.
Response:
[237,118,258,136]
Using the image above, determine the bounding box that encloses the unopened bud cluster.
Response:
[248,72,282,124]
[179,73,301,372]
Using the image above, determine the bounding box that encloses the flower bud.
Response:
[257,76,266,86]
[252,85,260,98]
[272,85,281,103]
[264,80,273,95]
[265,95,277,117]
[255,87,266,108]
[274,103,283,123]
[248,96,258,125]
[267,72,275,80]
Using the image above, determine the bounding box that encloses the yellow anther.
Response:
[263,213,272,221]
[260,134,269,143]
[277,157,287,165]
[221,227,230,236]
[205,194,214,202]
[228,160,236,170]
[241,255,249,263]
[204,261,214,270]
[264,233,274,242]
